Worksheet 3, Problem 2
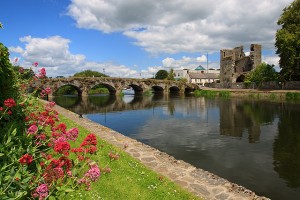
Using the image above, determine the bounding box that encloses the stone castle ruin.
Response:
[220,44,261,84]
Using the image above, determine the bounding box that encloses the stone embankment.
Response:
[53,103,270,200]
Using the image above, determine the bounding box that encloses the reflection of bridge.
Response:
[50,94,169,114]
[43,77,199,96]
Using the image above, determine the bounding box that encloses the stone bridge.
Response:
[42,77,200,96]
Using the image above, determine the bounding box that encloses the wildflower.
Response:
[18,67,24,73]
[66,128,79,141]
[27,125,38,135]
[19,154,33,165]
[36,67,46,78]
[0,107,3,111]
[44,87,51,94]
[32,184,48,200]
[7,110,12,115]
[4,98,16,108]
[33,62,39,67]
[85,164,101,182]
[80,133,97,147]
[86,145,97,154]
[108,152,120,161]
[53,141,70,156]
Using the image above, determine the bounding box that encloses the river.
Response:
[51,94,300,200]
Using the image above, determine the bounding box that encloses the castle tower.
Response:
[250,44,262,69]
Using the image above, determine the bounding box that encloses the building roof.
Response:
[195,65,205,70]
[188,72,219,79]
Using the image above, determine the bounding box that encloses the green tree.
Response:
[275,0,300,81]
[167,68,175,80]
[155,70,168,80]
[246,63,279,85]
[73,70,109,77]
[0,43,19,103]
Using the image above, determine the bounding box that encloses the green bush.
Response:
[0,43,19,103]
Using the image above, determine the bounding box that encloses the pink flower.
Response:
[27,125,38,134]
[36,67,46,78]
[85,164,101,182]
[66,128,78,141]
[32,184,48,200]
[4,98,16,108]
[44,87,51,94]
[33,62,39,67]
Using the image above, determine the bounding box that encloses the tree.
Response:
[275,0,300,81]
[167,68,175,80]
[73,70,109,77]
[246,63,279,85]
[155,70,168,80]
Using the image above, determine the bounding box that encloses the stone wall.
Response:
[220,44,262,84]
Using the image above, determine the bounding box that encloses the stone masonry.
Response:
[220,44,262,84]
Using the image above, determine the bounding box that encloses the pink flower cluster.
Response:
[32,184,49,200]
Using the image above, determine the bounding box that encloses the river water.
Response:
[52,94,300,200]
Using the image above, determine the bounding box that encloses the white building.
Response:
[174,65,220,86]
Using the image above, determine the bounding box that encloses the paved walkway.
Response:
[53,103,270,200]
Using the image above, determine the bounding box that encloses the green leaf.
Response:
[65,189,75,193]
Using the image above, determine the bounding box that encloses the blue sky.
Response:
[0,0,293,78]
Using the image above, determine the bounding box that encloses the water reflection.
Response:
[219,99,278,143]
[52,95,300,200]
[273,104,300,188]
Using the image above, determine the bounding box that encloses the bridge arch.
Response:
[53,84,82,96]
[169,86,180,93]
[128,84,143,95]
[90,83,116,95]
[152,86,164,94]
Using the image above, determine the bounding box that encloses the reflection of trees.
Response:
[88,95,116,107]
[52,96,81,108]
[273,104,300,188]
[219,99,277,143]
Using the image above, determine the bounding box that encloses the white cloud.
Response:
[67,0,293,54]
[9,35,143,78]
[162,55,207,69]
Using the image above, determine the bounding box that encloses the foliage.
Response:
[54,85,78,96]
[73,70,109,77]
[275,0,300,81]
[286,92,300,100]
[0,43,19,103]
[218,91,231,98]
[0,43,106,199]
[194,90,217,97]
[89,85,109,94]
[245,63,279,86]
[167,68,175,80]
[155,70,168,80]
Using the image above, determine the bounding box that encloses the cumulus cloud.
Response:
[67,0,293,54]
[162,55,207,69]
[9,35,142,78]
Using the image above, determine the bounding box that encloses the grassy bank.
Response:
[195,89,300,101]
[59,114,199,200]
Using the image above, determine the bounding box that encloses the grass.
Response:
[194,90,230,98]
[59,115,200,200]
[286,92,300,100]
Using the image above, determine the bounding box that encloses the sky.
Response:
[0,0,294,78]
